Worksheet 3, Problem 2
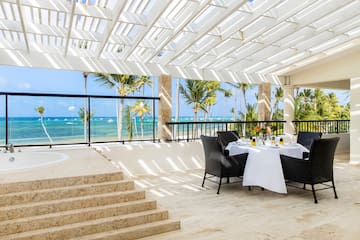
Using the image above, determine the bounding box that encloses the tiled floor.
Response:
[134,154,360,240]
[1,143,359,240]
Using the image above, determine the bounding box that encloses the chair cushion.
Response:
[217,131,239,156]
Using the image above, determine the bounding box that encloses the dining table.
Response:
[226,140,309,194]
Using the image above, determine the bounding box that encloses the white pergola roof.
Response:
[0,0,360,84]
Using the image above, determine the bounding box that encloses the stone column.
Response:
[158,74,172,142]
[257,82,271,121]
[350,77,360,164]
[283,84,296,136]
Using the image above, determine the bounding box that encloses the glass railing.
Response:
[0,92,159,147]
[0,92,350,147]
[0,95,4,146]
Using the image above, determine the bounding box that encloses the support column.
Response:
[283,85,296,137]
[158,74,172,142]
[350,77,360,164]
[258,82,271,121]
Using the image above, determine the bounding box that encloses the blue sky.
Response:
[0,65,349,118]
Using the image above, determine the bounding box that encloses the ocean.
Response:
[0,116,233,145]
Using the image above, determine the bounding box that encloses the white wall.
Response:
[289,46,360,86]
[350,77,360,163]
[93,141,204,177]
[282,133,349,154]
[323,133,350,154]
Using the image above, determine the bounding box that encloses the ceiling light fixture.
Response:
[116,44,125,53]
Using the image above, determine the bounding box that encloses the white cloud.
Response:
[68,106,75,111]
[17,82,31,90]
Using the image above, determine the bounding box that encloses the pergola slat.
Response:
[0,0,360,81]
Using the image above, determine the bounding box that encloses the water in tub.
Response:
[0,149,68,172]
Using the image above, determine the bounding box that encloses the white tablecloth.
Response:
[225,142,309,194]
[226,142,309,159]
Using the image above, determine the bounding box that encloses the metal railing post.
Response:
[5,94,8,148]
[152,99,156,143]
[87,97,91,146]
[187,123,189,142]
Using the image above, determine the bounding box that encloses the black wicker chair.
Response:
[297,131,322,159]
[217,131,239,156]
[200,135,248,194]
[281,137,339,203]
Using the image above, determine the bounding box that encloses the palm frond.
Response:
[92,73,116,89]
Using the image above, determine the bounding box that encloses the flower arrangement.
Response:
[253,125,261,136]
[253,125,272,137]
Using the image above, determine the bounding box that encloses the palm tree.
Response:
[227,83,254,135]
[301,88,313,111]
[240,83,253,117]
[312,88,323,114]
[93,73,140,140]
[131,100,152,137]
[245,103,258,121]
[342,103,350,119]
[35,106,53,144]
[179,79,211,122]
[271,87,284,120]
[203,94,216,120]
[136,76,152,95]
[231,88,237,120]
[327,92,340,118]
[78,107,95,141]
[227,83,253,119]
[314,89,329,118]
[202,81,231,120]
[296,88,315,120]
[179,80,212,137]
[223,89,232,118]
[78,107,95,122]
[294,88,349,121]
[272,108,284,121]
[245,103,258,136]
[82,72,89,141]
[294,90,303,120]
[125,105,133,140]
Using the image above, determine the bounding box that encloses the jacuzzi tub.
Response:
[0,151,68,172]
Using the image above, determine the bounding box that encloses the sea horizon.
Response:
[0,116,233,145]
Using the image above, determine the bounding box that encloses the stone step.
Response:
[0,180,134,207]
[2,209,169,240]
[0,172,123,194]
[0,190,146,221]
[72,219,181,240]
[0,199,157,236]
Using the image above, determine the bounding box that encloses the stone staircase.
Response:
[0,172,180,240]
